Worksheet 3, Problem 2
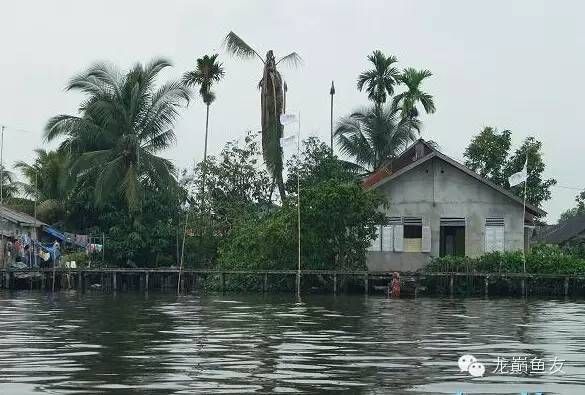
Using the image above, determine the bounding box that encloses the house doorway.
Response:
[440,218,466,257]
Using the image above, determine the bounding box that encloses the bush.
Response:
[426,246,585,274]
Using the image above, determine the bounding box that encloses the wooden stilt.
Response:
[145,272,149,292]
[113,272,117,291]
[484,275,489,297]
[263,273,268,293]
[564,277,569,297]
[364,273,368,295]
[333,273,337,295]
[449,275,454,297]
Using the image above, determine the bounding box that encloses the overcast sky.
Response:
[1,0,583,222]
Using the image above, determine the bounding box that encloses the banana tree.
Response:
[224,31,301,201]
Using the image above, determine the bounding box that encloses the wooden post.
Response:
[449,274,454,297]
[145,272,149,292]
[263,273,268,293]
[333,273,338,295]
[220,272,225,294]
[78,271,82,290]
[521,278,525,297]
[484,275,489,297]
[113,272,117,291]
[564,277,569,297]
[364,273,368,295]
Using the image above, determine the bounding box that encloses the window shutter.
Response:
[382,225,393,251]
[494,226,504,252]
[485,226,495,252]
[421,226,431,252]
[393,225,404,252]
[368,225,381,251]
[485,218,505,253]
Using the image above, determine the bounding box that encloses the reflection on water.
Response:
[0,291,584,394]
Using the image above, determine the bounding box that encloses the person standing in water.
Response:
[389,272,400,298]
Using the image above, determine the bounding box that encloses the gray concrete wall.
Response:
[367,157,525,272]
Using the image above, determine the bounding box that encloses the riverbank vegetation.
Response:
[426,245,585,275]
[2,38,566,272]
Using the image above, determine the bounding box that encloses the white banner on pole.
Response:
[508,159,527,187]
[280,113,298,126]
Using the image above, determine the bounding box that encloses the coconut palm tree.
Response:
[45,58,191,213]
[357,50,401,106]
[0,166,18,201]
[14,149,69,221]
[182,54,225,163]
[224,31,301,201]
[392,68,436,122]
[334,105,419,172]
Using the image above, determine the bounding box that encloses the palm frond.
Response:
[223,31,264,63]
[276,52,303,68]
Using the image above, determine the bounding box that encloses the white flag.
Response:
[508,159,527,187]
[279,135,297,148]
[280,113,298,126]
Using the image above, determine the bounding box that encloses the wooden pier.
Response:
[1,268,584,297]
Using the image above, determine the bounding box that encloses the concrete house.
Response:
[0,205,45,240]
[364,140,545,272]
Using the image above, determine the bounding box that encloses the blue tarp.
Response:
[43,226,65,241]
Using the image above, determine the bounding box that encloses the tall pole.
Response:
[296,113,301,297]
[34,171,38,267]
[178,207,189,295]
[0,126,4,269]
[0,125,4,205]
[329,81,335,153]
[522,153,528,274]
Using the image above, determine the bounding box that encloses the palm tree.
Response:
[182,54,225,163]
[14,149,69,221]
[0,166,18,201]
[392,68,436,122]
[357,50,401,106]
[224,31,301,201]
[45,58,191,213]
[334,105,419,172]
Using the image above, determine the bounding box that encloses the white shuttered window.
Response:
[393,225,404,252]
[382,226,394,251]
[485,218,504,252]
[421,226,431,253]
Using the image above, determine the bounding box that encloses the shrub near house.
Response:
[426,245,585,275]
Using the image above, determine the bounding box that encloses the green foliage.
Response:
[182,53,225,105]
[559,190,585,222]
[44,58,190,213]
[504,137,557,208]
[464,129,556,211]
[464,127,511,185]
[224,31,301,201]
[14,149,70,223]
[427,245,585,274]
[334,105,418,172]
[393,68,436,120]
[218,137,386,272]
[180,131,273,266]
[357,50,401,105]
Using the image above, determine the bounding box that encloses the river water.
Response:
[0,291,584,394]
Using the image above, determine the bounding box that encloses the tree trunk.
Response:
[201,104,210,203]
